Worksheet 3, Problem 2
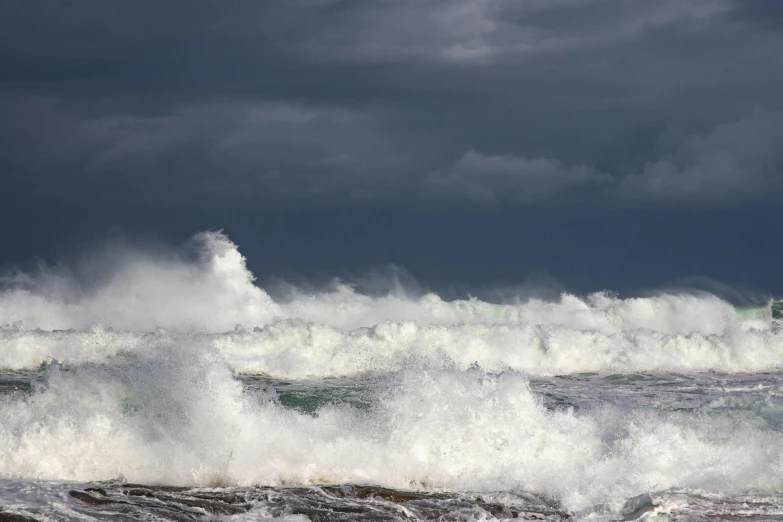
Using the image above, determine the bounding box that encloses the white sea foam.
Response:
[0,231,780,376]
[0,346,782,512]
[0,231,280,332]
[0,230,745,334]
[4,319,783,377]
[214,318,783,377]
[1,231,781,518]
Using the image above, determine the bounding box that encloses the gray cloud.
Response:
[288,0,733,64]
[423,150,610,204]
[1,0,783,209]
[618,112,783,204]
[0,95,440,205]
[2,92,782,208]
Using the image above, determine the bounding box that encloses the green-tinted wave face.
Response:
[276,391,329,414]
[734,300,783,322]
[734,303,771,321]
[772,301,783,320]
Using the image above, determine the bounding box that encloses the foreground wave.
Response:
[3,347,783,516]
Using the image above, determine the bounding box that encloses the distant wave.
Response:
[0,230,780,375]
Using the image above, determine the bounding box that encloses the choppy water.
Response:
[1,232,782,521]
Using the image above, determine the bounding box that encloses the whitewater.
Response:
[1,231,782,521]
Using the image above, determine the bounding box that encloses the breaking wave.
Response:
[1,346,782,512]
[0,231,780,376]
[2,231,783,515]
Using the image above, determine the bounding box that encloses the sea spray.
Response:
[1,346,783,512]
[1,232,782,376]
[1,315,782,376]
[2,231,783,519]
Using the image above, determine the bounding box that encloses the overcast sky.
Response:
[1,0,782,296]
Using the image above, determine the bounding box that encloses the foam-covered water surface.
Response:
[1,232,783,520]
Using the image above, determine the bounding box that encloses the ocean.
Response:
[1,231,782,521]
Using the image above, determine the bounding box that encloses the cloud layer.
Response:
[2,0,782,209]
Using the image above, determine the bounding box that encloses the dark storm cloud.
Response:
[422,149,610,205]
[619,112,783,204]
[287,0,732,64]
[1,0,783,208]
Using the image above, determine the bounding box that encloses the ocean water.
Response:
[1,232,782,521]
